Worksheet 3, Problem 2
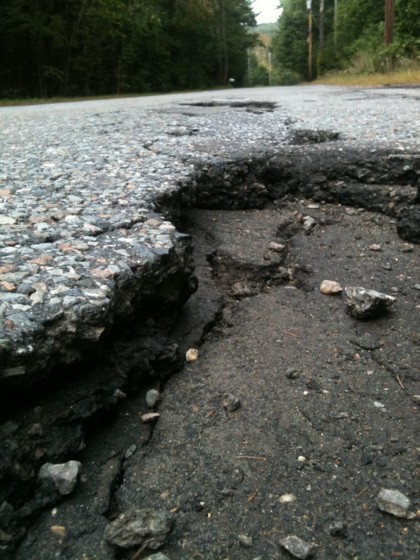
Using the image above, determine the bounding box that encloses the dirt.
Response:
[12,191,420,559]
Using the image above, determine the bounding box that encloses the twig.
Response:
[131,539,151,560]
[248,490,258,502]
[356,487,368,498]
[284,330,299,338]
[131,538,155,560]
[396,375,405,390]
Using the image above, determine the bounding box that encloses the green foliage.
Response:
[254,23,278,37]
[246,53,269,86]
[271,0,420,81]
[272,0,315,82]
[0,0,257,98]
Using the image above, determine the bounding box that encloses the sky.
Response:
[253,0,281,24]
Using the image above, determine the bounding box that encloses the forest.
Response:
[0,1,419,98]
[272,0,420,84]
[0,0,256,98]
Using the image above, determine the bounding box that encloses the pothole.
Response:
[3,144,420,559]
[287,128,342,145]
[180,100,277,112]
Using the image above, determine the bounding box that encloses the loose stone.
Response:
[238,534,253,548]
[38,460,82,496]
[222,393,241,412]
[269,241,286,253]
[286,367,300,379]
[146,389,161,408]
[279,493,297,503]
[124,445,137,460]
[302,216,317,233]
[185,348,199,362]
[328,521,347,538]
[50,525,66,538]
[344,286,396,319]
[141,412,160,423]
[319,280,343,295]
[104,508,174,550]
[145,554,171,560]
[377,488,415,519]
[279,535,315,559]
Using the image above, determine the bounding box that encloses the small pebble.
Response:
[140,412,160,423]
[124,444,137,460]
[269,241,286,252]
[320,280,343,295]
[238,534,253,548]
[50,525,66,538]
[329,520,347,538]
[146,389,161,408]
[279,535,315,559]
[286,367,300,379]
[279,493,297,503]
[222,393,241,412]
[401,244,414,253]
[113,389,127,400]
[377,488,415,519]
[186,348,199,362]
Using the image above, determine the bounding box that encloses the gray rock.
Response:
[344,286,396,319]
[38,460,81,496]
[104,509,174,550]
[146,389,161,408]
[302,216,317,233]
[238,534,253,547]
[377,488,415,519]
[328,521,347,538]
[279,535,315,559]
[222,393,241,412]
[145,554,171,560]
[286,367,300,379]
[124,444,137,460]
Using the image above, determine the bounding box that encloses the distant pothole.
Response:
[287,128,342,145]
[180,100,277,112]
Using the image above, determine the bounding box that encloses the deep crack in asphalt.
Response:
[7,145,420,560]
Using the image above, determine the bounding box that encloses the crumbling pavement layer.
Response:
[0,86,419,558]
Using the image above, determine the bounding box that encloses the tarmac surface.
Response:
[0,86,419,559]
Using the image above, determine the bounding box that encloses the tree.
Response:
[0,0,257,97]
[272,0,316,82]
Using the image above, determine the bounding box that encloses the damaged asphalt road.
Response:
[0,86,419,559]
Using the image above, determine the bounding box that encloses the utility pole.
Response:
[334,0,338,51]
[306,0,313,81]
[384,0,395,46]
[319,0,325,53]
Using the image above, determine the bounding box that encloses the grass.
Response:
[314,67,420,87]
[0,92,178,107]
